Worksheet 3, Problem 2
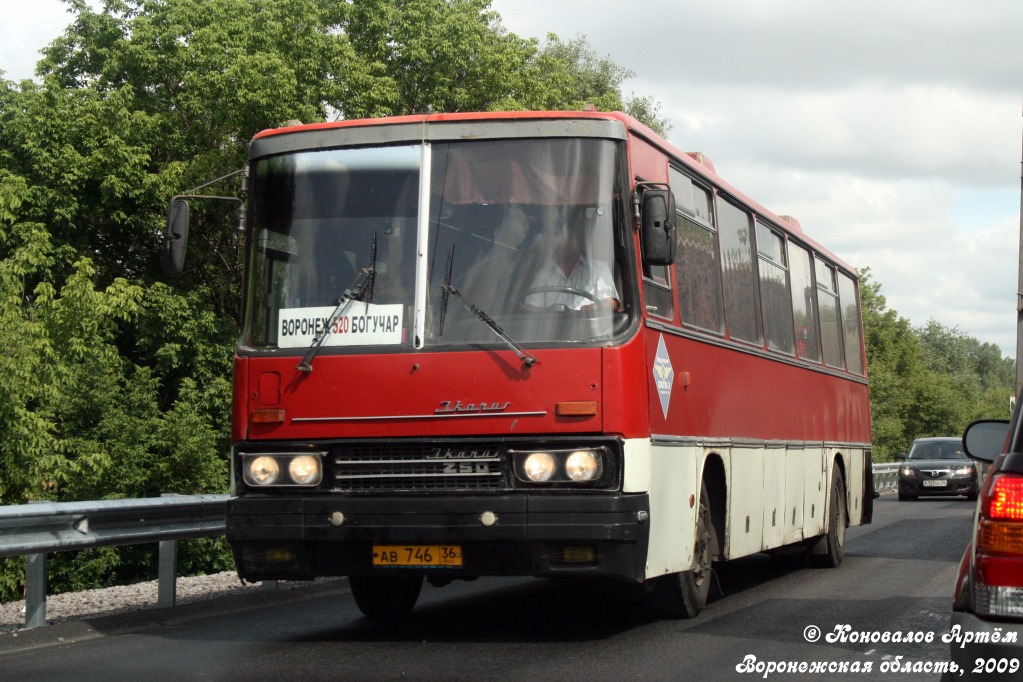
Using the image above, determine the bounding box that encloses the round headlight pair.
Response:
[521,449,603,483]
[244,454,322,486]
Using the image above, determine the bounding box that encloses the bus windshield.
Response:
[242,137,629,351]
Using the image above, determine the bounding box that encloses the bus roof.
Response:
[252,110,858,276]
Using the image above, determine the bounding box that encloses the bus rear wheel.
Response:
[349,575,423,620]
[646,481,716,619]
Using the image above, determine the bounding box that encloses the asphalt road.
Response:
[0,495,976,681]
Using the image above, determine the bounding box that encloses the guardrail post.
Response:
[158,540,178,608]
[157,493,179,608]
[25,552,46,629]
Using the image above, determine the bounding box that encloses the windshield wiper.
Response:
[440,282,537,368]
[296,234,377,373]
[438,244,456,336]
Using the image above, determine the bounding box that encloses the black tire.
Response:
[809,469,846,568]
[645,481,716,619]
[349,575,423,620]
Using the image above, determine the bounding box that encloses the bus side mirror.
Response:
[641,189,676,266]
[163,198,190,276]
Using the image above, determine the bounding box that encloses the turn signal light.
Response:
[977,520,1023,555]
[555,401,597,417]
[251,409,286,424]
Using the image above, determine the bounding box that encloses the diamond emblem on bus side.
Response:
[653,334,674,419]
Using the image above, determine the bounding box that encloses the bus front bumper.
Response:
[227,493,650,583]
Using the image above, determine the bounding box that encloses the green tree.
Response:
[339,1,671,135]
[915,318,1015,422]
[860,269,1015,460]
[528,34,671,137]
[860,268,925,459]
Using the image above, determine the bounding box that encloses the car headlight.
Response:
[900,467,916,477]
[242,452,324,487]
[953,465,974,477]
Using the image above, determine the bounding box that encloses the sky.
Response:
[2,0,1022,358]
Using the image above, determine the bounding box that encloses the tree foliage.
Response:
[860,268,1015,460]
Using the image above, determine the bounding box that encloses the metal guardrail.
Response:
[0,494,229,629]
[0,465,914,630]
[872,462,900,493]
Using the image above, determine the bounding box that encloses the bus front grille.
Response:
[333,444,507,492]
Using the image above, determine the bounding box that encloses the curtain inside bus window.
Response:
[756,221,795,355]
[677,216,723,333]
[838,272,864,375]
[788,242,821,362]
[671,168,721,332]
[816,259,845,368]
[717,199,762,345]
[426,138,625,345]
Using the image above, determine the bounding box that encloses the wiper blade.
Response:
[438,244,455,336]
[296,234,377,373]
[440,283,537,368]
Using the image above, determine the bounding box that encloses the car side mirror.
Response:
[163,198,190,277]
[639,187,676,266]
[962,419,1010,463]
[895,452,907,461]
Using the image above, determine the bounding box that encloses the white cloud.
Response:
[0,2,76,82]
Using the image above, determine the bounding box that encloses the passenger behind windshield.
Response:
[524,208,620,314]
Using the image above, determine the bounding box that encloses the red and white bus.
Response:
[173,110,872,619]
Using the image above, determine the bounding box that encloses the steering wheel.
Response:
[521,286,601,309]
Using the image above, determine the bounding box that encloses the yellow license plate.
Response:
[372,545,463,567]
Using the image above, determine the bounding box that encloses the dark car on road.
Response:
[950,417,1023,678]
[896,437,979,501]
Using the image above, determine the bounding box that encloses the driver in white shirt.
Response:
[525,225,619,312]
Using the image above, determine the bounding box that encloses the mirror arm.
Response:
[163,168,248,277]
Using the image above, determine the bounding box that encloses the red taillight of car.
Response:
[975,473,1023,618]
[988,476,1023,520]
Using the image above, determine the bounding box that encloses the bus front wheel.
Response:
[808,469,847,568]
[645,481,716,619]
[350,575,423,620]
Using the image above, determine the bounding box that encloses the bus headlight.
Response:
[512,447,609,486]
[241,452,325,487]
[566,450,602,482]
[523,452,557,482]
[246,456,281,486]
[289,455,322,485]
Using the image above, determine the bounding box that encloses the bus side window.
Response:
[643,264,674,320]
[671,167,723,334]
[837,271,865,375]
[816,258,845,368]
[717,198,763,346]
